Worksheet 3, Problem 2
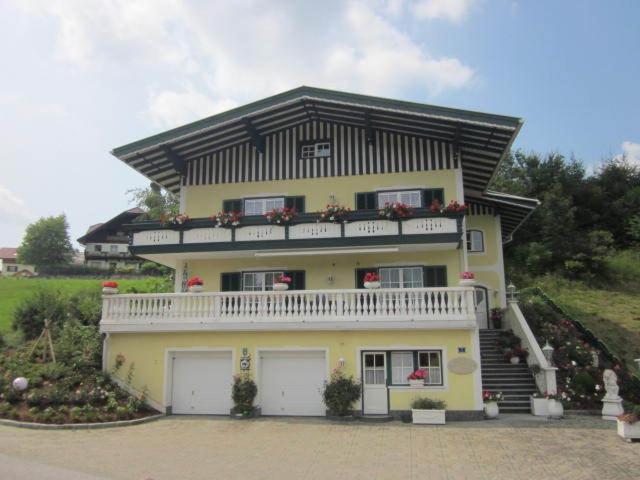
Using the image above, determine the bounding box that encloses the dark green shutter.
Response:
[356,192,376,210]
[285,271,305,290]
[221,272,242,291]
[355,268,376,288]
[284,196,305,213]
[423,266,447,287]
[422,189,445,207]
[222,199,243,213]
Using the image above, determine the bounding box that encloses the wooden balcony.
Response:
[125,210,463,258]
[100,287,477,333]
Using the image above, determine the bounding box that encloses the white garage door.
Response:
[171,351,232,415]
[260,351,327,416]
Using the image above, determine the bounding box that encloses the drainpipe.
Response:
[102,332,110,373]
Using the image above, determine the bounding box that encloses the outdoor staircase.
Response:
[480,330,537,413]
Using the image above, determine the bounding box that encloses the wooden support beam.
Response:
[161,145,187,176]
[243,117,265,154]
[364,110,376,145]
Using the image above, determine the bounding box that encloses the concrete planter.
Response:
[408,379,424,387]
[509,356,521,365]
[617,419,640,441]
[530,396,549,416]
[547,399,564,419]
[412,409,445,425]
[188,285,203,293]
[364,281,381,289]
[458,279,476,287]
[484,401,499,419]
[273,283,289,291]
[102,287,118,295]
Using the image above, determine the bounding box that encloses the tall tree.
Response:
[127,182,179,220]
[17,215,75,267]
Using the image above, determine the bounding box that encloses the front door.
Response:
[362,352,388,414]
[475,287,489,329]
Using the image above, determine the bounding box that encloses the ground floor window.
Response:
[388,350,443,386]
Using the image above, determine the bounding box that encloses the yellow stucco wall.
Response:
[467,214,505,309]
[183,170,459,217]
[187,250,462,292]
[107,329,479,412]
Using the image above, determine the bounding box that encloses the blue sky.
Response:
[0,0,638,248]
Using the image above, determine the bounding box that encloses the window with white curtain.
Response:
[379,267,423,289]
[418,351,443,385]
[377,190,421,208]
[391,352,414,385]
[244,197,285,216]
[242,271,284,291]
[466,230,485,253]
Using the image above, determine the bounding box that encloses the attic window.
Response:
[301,141,331,159]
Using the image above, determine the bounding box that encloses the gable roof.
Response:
[111,86,523,194]
[77,208,144,245]
[0,248,18,260]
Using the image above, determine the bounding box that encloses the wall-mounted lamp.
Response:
[506,283,517,302]
[327,275,334,285]
[338,357,345,368]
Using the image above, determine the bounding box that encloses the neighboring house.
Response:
[0,248,35,277]
[77,208,145,271]
[102,87,543,418]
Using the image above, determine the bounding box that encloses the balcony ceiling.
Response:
[111,86,523,196]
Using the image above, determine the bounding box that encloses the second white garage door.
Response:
[171,351,232,415]
[259,351,327,416]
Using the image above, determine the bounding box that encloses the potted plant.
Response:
[378,202,413,221]
[490,308,503,329]
[187,276,204,293]
[443,200,467,213]
[211,211,243,228]
[318,204,351,223]
[321,367,361,419]
[617,405,640,441]
[407,369,426,387]
[265,207,296,225]
[161,213,190,227]
[459,271,475,287]
[411,397,446,425]
[545,392,564,419]
[363,272,381,289]
[231,374,258,418]
[530,392,549,416]
[101,281,118,294]
[483,390,503,419]
[428,198,442,213]
[504,346,528,364]
[273,274,292,291]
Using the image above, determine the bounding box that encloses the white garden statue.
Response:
[601,368,623,420]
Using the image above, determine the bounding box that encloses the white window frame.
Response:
[243,197,285,216]
[418,350,443,386]
[376,190,421,208]
[379,267,423,289]
[390,352,414,385]
[363,352,386,385]
[467,230,485,253]
[300,141,331,159]
[242,271,284,292]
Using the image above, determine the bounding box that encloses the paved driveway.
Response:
[0,415,638,480]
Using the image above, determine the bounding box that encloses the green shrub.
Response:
[321,368,361,416]
[12,289,68,339]
[231,374,257,414]
[570,372,597,395]
[55,320,102,373]
[67,290,102,327]
[410,397,447,410]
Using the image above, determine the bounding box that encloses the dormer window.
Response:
[300,141,331,159]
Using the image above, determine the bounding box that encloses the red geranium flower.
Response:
[187,276,204,287]
[102,281,118,288]
[363,272,379,283]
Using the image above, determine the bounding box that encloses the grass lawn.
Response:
[533,274,640,374]
[0,277,167,338]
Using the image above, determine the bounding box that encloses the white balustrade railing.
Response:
[288,222,341,239]
[183,227,231,244]
[132,230,180,246]
[101,287,476,329]
[235,225,286,242]
[344,220,398,237]
[403,217,457,235]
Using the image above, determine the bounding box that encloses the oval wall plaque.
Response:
[447,357,478,375]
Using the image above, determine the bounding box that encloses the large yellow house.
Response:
[102,87,545,419]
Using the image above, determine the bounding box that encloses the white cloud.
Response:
[0,185,34,226]
[12,1,475,128]
[147,86,238,129]
[411,0,476,23]
[616,141,640,167]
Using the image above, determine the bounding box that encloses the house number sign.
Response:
[240,348,251,370]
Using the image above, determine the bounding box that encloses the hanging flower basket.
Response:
[102,281,119,294]
[187,276,204,293]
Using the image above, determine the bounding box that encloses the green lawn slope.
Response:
[0,277,168,336]
[529,251,640,374]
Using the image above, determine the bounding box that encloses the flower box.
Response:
[459,279,476,287]
[412,409,445,425]
[617,419,640,441]
[273,282,289,291]
[188,285,203,293]
[408,379,424,387]
[364,281,381,289]
[530,396,549,416]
